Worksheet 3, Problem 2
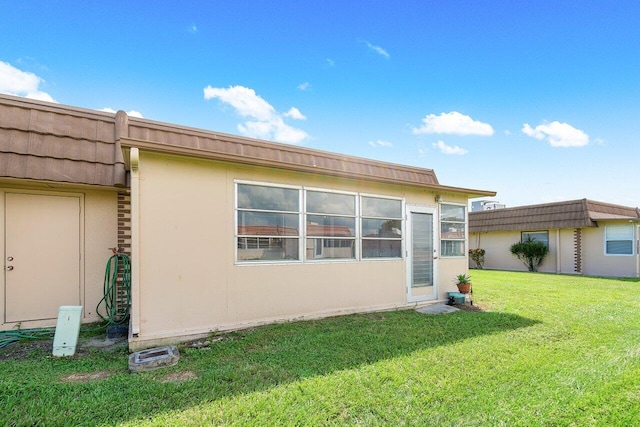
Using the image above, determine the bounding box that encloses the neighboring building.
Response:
[469,199,640,277]
[0,94,495,350]
[471,200,506,212]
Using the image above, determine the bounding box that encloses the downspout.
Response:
[130,148,141,337]
[556,229,561,273]
[636,222,640,278]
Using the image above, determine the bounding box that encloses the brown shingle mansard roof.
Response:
[469,199,640,233]
[0,94,495,197]
[0,94,126,186]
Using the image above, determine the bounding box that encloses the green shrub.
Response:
[469,248,486,269]
[510,236,549,272]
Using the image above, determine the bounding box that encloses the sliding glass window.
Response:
[305,190,356,260]
[236,183,300,261]
[361,196,403,258]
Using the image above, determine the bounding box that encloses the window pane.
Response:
[606,240,633,255]
[307,215,355,237]
[306,191,355,215]
[441,204,465,222]
[306,238,355,260]
[238,238,299,261]
[522,231,549,247]
[362,239,402,258]
[362,219,402,238]
[441,240,465,257]
[606,224,633,240]
[441,222,465,239]
[362,197,401,218]
[237,184,298,211]
[237,211,299,235]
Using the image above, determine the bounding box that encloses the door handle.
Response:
[6,266,13,271]
[7,256,13,261]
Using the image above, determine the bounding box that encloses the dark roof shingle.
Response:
[469,199,640,232]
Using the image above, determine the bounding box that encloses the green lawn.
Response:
[2,270,639,426]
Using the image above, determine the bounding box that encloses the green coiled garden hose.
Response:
[96,252,132,325]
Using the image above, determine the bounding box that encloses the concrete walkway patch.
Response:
[416,303,459,315]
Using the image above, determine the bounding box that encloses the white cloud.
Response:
[364,41,390,59]
[412,111,494,136]
[0,61,56,103]
[326,58,335,67]
[297,82,311,91]
[204,85,309,144]
[522,121,589,147]
[284,107,306,120]
[368,139,393,148]
[100,107,143,118]
[433,140,468,155]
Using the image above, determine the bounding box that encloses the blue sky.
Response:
[2,1,639,208]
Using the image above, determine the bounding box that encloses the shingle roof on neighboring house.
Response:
[0,94,495,197]
[469,199,640,233]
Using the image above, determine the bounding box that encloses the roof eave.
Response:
[120,138,495,198]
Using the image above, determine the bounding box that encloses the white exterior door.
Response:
[406,205,437,302]
[5,193,81,323]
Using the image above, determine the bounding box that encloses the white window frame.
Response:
[304,187,359,263]
[439,202,467,258]
[235,180,303,264]
[235,181,406,264]
[604,224,635,256]
[522,231,550,248]
[360,193,405,260]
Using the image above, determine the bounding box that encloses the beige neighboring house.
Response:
[0,94,495,350]
[469,199,640,277]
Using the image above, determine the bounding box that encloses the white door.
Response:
[406,205,437,302]
[5,193,81,322]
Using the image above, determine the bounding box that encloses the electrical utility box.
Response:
[52,306,83,357]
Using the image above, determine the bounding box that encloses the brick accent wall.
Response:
[117,191,131,256]
[573,228,582,273]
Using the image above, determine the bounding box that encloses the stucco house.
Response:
[0,94,495,349]
[469,199,640,277]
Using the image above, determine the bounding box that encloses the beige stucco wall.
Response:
[471,224,639,277]
[130,151,471,348]
[581,223,638,277]
[470,230,566,273]
[0,182,118,330]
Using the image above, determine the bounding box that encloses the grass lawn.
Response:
[2,270,640,426]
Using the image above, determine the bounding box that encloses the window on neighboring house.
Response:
[605,224,634,255]
[440,204,466,257]
[306,190,356,260]
[361,196,403,258]
[236,183,300,261]
[522,231,549,247]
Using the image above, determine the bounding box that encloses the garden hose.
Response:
[0,327,56,349]
[0,324,109,350]
[96,250,132,325]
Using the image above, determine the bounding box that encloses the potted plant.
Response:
[455,273,472,294]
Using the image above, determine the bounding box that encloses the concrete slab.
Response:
[416,303,460,315]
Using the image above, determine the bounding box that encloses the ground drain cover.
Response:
[129,345,180,373]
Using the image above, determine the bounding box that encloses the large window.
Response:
[605,224,634,255]
[440,204,465,257]
[522,231,549,247]
[236,184,300,261]
[306,190,356,260]
[361,196,403,258]
[236,182,404,263]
